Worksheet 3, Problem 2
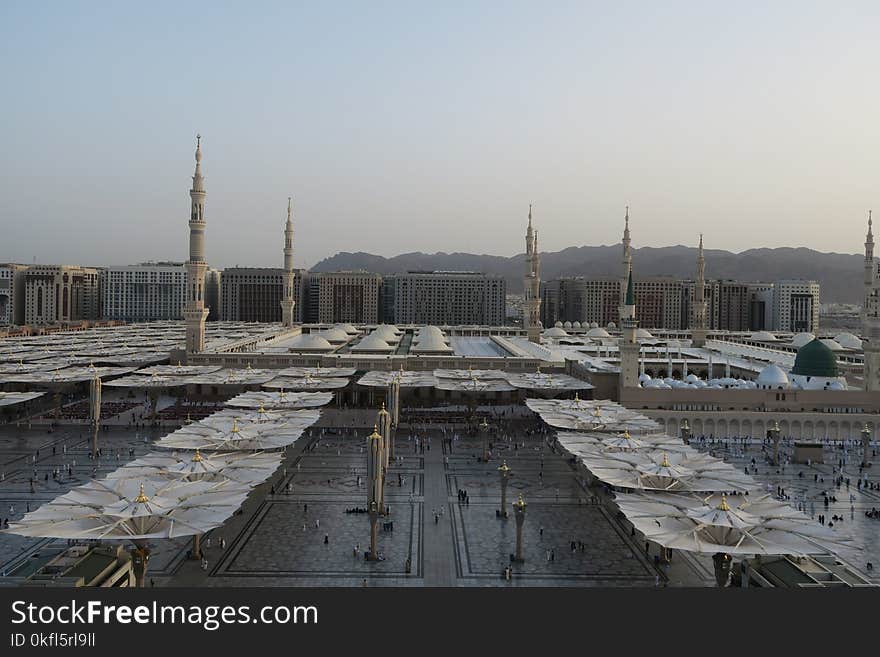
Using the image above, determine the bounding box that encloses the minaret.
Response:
[183,134,209,354]
[524,204,542,343]
[692,234,708,347]
[863,210,880,391]
[618,269,640,389]
[620,206,632,305]
[280,197,296,327]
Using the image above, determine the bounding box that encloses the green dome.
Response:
[791,338,839,378]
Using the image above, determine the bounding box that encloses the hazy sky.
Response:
[1,1,878,269]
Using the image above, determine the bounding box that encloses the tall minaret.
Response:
[280,197,296,327]
[524,204,542,342]
[863,210,880,391]
[618,269,640,390]
[620,206,633,305]
[692,233,708,347]
[183,134,209,354]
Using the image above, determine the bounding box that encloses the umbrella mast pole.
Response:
[192,534,202,560]
[712,552,732,587]
[130,544,151,587]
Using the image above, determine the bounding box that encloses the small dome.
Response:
[607,322,616,330]
[335,323,360,335]
[590,322,599,328]
[638,372,652,383]
[286,333,334,351]
[543,326,568,338]
[685,373,701,383]
[819,338,843,351]
[834,332,862,349]
[554,321,563,328]
[791,338,839,378]
[320,328,350,343]
[563,321,572,329]
[587,327,611,338]
[751,331,777,341]
[572,321,582,328]
[790,332,816,348]
[351,333,393,352]
[756,363,790,389]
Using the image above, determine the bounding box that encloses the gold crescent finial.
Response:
[718,494,730,511]
[134,483,149,503]
[660,453,671,467]
[192,448,203,462]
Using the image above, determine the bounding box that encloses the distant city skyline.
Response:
[2,2,879,269]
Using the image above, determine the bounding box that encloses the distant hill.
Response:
[312,245,865,304]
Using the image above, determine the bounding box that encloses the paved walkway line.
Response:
[421,443,455,586]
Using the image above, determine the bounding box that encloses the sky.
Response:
[1,1,879,269]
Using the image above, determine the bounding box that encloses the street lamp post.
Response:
[480,418,490,462]
[861,423,872,467]
[770,420,781,466]
[679,418,691,445]
[498,461,511,518]
[366,425,383,560]
[513,494,527,562]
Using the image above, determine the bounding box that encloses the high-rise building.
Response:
[772,280,820,332]
[100,263,186,322]
[540,278,587,326]
[23,265,101,325]
[747,283,774,331]
[384,271,506,326]
[523,205,541,342]
[183,135,209,353]
[313,271,382,324]
[220,267,306,322]
[205,268,221,321]
[0,264,27,325]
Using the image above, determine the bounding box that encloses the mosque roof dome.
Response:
[751,331,777,341]
[286,334,334,351]
[756,363,790,388]
[791,339,839,378]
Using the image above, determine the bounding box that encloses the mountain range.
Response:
[311,245,866,304]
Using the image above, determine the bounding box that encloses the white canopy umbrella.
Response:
[263,374,349,391]
[571,448,757,493]
[526,397,661,434]
[614,491,858,586]
[104,450,282,485]
[155,410,320,451]
[4,476,250,586]
[224,390,333,410]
